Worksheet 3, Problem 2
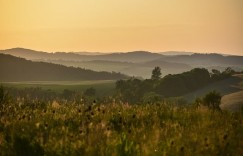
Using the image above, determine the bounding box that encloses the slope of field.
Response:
[220,74,243,111]
[183,74,243,111]
[2,80,116,97]
[0,54,127,81]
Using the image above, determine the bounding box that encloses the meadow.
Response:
[2,80,116,97]
[0,98,242,155]
[1,72,243,155]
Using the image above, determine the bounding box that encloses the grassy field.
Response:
[0,101,242,155]
[221,74,243,112]
[1,80,116,97]
[0,77,243,155]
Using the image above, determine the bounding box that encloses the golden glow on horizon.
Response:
[0,0,242,54]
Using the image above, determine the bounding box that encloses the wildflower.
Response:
[87,115,91,121]
[223,134,228,140]
[171,141,174,146]
[132,114,136,119]
[204,137,208,142]
[128,129,132,134]
[45,123,48,129]
[36,122,40,129]
[85,106,92,112]
[91,112,94,116]
[180,146,184,152]
[79,129,83,134]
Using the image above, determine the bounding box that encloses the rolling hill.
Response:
[0,48,163,63]
[183,74,243,112]
[1,48,243,78]
[0,54,128,81]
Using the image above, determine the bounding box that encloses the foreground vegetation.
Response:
[0,68,242,155]
[0,95,242,155]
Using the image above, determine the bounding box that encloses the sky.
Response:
[0,0,243,55]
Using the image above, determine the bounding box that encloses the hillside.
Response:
[183,74,243,112]
[158,53,243,67]
[1,48,243,78]
[0,54,128,81]
[46,59,192,78]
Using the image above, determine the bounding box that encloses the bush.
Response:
[203,90,222,110]
[142,92,162,104]
[84,87,96,97]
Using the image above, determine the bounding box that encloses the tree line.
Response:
[115,67,236,104]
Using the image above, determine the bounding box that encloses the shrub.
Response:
[142,92,162,104]
[203,90,222,110]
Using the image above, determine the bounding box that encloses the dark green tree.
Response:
[203,90,222,110]
[211,69,221,75]
[223,67,235,75]
[151,66,161,80]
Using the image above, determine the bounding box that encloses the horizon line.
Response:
[0,47,242,56]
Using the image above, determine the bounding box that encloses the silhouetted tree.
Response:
[212,69,220,75]
[223,67,235,75]
[151,66,161,80]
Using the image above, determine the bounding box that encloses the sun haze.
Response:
[0,0,242,55]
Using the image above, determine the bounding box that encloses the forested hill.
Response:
[0,54,128,81]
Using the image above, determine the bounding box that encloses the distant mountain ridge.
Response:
[1,48,243,78]
[0,48,162,63]
[0,54,128,81]
[160,51,194,56]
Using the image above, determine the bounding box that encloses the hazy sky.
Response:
[0,0,242,55]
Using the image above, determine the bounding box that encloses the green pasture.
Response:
[1,80,116,97]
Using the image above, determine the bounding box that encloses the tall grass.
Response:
[0,100,242,155]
